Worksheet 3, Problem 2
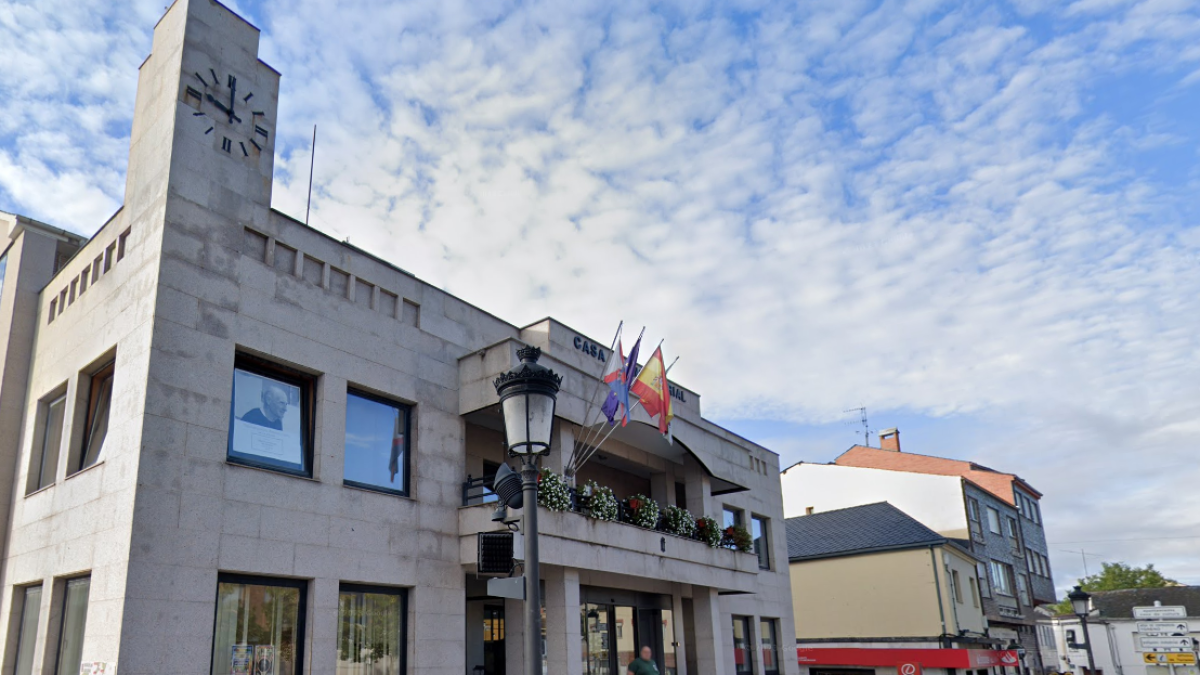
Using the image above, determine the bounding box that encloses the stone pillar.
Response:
[650,472,671,507]
[671,591,689,675]
[684,462,712,518]
[548,422,574,480]
[505,597,526,674]
[691,587,726,675]
[544,567,583,675]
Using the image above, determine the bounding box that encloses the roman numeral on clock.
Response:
[222,137,232,153]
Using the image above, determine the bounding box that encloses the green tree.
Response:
[1051,562,1177,614]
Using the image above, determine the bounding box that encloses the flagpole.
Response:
[573,327,644,468]
[574,354,679,472]
[566,322,624,473]
[578,334,656,452]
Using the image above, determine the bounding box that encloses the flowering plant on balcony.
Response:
[662,505,697,538]
[724,524,754,553]
[537,469,571,512]
[626,494,659,529]
[582,481,619,522]
[695,516,722,548]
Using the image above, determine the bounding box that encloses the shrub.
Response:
[626,494,660,529]
[662,505,697,538]
[537,468,572,512]
[583,481,619,522]
[695,516,722,548]
[725,524,753,552]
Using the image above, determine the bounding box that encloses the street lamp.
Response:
[1068,586,1098,675]
[494,346,562,675]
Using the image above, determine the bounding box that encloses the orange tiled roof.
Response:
[833,445,1041,506]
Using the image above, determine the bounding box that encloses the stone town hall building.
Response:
[0,2,798,674]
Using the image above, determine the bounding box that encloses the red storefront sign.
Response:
[798,647,1020,669]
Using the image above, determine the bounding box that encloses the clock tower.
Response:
[124,0,279,249]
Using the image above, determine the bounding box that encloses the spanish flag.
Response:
[631,346,673,434]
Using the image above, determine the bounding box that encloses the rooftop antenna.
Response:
[305,124,317,226]
[845,406,870,447]
[1060,549,1101,577]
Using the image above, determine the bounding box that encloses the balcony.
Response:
[459,477,760,592]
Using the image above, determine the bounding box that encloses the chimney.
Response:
[879,428,900,452]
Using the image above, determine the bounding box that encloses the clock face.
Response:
[182,68,270,159]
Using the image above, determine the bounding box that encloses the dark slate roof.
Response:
[1088,587,1200,618]
[786,502,950,562]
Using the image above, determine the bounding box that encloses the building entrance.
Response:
[581,598,677,675]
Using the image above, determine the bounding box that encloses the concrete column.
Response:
[671,591,689,675]
[544,567,583,675]
[650,472,671,507]
[692,587,726,675]
[684,463,712,519]
[505,597,526,674]
[548,422,574,480]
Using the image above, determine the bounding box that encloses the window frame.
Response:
[28,389,67,493]
[336,583,408,675]
[732,615,755,675]
[967,498,980,522]
[209,573,308,675]
[226,354,317,478]
[951,569,963,604]
[986,507,1001,534]
[751,515,771,570]
[53,575,90,675]
[759,618,780,675]
[989,560,1014,596]
[343,388,413,497]
[11,583,43,675]
[76,360,115,473]
[724,506,744,530]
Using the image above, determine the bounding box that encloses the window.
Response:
[228,356,315,476]
[1016,573,1030,607]
[29,392,66,492]
[752,516,770,570]
[986,507,1001,534]
[732,616,754,674]
[723,507,743,529]
[760,619,780,675]
[344,390,411,495]
[54,576,90,675]
[967,498,980,521]
[951,570,963,604]
[337,584,406,675]
[0,249,7,300]
[976,562,992,598]
[77,361,114,472]
[211,574,306,675]
[12,585,42,675]
[989,561,1014,596]
[969,577,980,607]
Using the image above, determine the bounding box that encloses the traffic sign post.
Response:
[1135,606,1189,620]
[1137,636,1195,653]
[1144,653,1197,665]
[1138,622,1190,637]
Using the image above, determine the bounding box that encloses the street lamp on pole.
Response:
[1068,586,1098,675]
[494,346,562,675]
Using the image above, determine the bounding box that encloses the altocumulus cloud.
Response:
[3,0,1200,586]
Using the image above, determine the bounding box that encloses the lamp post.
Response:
[1068,586,1098,675]
[494,346,562,675]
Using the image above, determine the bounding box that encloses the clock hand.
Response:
[206,93,231,114]
[228,80,237,124]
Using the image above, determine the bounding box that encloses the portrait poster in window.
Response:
[230,369,303,470]
[254,645,275,675]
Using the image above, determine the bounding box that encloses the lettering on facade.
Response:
[573,336,608,363]
[668,384,687,403]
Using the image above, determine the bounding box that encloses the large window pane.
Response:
[228,358,313,476]
[752,516,770,570]
[344,391,411,495]
[14,585,42,675]
[32,394,65,492]
[760,619,779,675]
[336,585,405,675]
[732,616,753,675]
[211,576,305,675]
[79,363,114,471]
[55,577,90,675]
[723,507,742,529]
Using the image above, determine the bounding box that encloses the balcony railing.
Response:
[462,475,747,552]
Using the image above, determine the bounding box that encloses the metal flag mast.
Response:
[576,336,661,451]
[565,322,625,475]
[572,348,678,473]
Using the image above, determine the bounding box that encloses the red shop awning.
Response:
[798,647,1020,669]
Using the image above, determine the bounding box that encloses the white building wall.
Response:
[781,463,971,538]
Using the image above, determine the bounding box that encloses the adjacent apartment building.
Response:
[781,430,1055,675]
[787,502,1023,675]
[0,2,798,674]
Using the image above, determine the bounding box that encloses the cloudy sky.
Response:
[3,0,1200,591]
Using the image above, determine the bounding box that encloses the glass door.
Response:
[582,604,612,675]
[484,605,505,675]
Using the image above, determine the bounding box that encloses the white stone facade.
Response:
[0,2,799,675]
